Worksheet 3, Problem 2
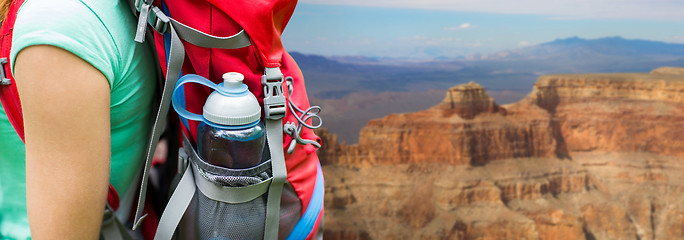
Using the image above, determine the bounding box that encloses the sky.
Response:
[281,0,684,59]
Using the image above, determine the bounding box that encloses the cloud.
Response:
[667,36,684,44]
[518,41,531,47]
[445,23,475,31]
[299,0,684,21]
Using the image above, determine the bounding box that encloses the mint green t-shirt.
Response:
[0,0,157,238]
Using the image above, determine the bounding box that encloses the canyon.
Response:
[316,67,684,239]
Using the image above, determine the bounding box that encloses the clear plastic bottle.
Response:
[197,120,265,169]
[194,72,265,169]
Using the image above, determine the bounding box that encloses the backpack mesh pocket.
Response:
[178,163,269,239]
[177,160,302,240]
[196,190,267,239]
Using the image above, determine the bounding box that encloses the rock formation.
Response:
[440,81,504,119]
[318,67,684,240]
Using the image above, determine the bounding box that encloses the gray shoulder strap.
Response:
[264,118,286,240]
[169,20,251,49]
[132,22,185,230]
[154,162,196,240]
[262,67,288,240]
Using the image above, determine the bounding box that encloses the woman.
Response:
[0,0,157,238]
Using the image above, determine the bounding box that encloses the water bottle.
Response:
[196,72,265,169]
[172,72,271,239]
[172,72,265,169]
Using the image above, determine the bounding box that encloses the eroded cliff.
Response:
[318,67,684,240]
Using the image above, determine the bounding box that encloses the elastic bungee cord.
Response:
[283,76,322,154]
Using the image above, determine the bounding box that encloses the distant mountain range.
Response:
[296,36,684,64]
[483,36,684,62]
[291,37,684,143]
[293,36,684,93]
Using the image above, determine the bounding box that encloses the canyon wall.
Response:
[318,67,684,240]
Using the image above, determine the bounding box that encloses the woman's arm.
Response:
[14,45,111,239]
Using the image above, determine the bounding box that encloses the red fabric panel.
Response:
[0,0,25,141]
[206,0,296,68]
[161,0,296,68]
[141,196,160,240]
[107,184,120,211]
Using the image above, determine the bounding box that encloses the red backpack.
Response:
[129,0,324,238]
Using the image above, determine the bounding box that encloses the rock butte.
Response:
[317,67,684,240]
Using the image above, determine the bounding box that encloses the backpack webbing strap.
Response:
[263,67,288,240]
[132,23,185,230]
[154,157,195,240]
[170,20,251,49]
[132,10,255,230]
[193,161,273,204]
[264,118,286,239]
[102,205,134,240]
[133,0,153,43]
[133,0,251,50]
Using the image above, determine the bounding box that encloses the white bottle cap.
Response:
[203,72,262,126]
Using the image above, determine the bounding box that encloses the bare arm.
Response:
[14,45,111,239]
